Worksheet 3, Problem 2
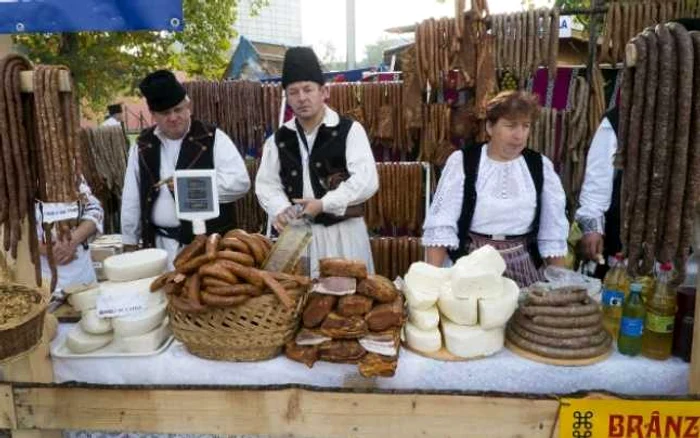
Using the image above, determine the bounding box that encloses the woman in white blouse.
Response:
[423,91,569,287]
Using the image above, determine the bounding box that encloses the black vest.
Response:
[603,107,622,257]
[274,117,354,226]
[136,119,236,247]
[449,144,544,266]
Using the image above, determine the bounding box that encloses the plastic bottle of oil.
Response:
[602,253,630,339]
[641,262,677,360]
[618,283,645,356]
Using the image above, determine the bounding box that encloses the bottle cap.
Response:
[630,283,643,293]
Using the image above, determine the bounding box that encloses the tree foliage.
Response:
[13,0,268,113]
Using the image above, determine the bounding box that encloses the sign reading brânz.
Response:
[560,398,700,438]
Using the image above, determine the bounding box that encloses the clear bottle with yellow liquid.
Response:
[602,253,630,340]
[641,262,677,360]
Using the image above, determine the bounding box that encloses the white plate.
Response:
[51,322,174,359]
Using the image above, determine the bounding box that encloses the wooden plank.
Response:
[20,71,71,93]
[0,384,16,429]
[13,386,560,437]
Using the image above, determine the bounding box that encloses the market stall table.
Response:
[51,324,689,396]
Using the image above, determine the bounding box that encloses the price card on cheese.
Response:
[559,398,700,438]
[96,289,147,318]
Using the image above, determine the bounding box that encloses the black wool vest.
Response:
[449,144,545,266]
[603,107,623,258]
[274,117,354,226]
[136,119,236,247]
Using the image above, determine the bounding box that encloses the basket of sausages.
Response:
[151,230,310,361]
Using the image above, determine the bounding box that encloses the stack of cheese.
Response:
[403,246,519,359]
[285,258,405,378]
[64,249,171,355]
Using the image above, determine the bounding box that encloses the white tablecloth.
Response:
[51,324,690,396]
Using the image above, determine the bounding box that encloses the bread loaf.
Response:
[357,275,399,303]
[318,340,367,363]
[320,313,369,339]
[302,294,337,328]
[365,295,405,331]
[319,258,368,279]
[337,294,374,317]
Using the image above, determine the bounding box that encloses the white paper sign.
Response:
[559,15,573,38]
[96,290,147,318]
[40,202,80,224]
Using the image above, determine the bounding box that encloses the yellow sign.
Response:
[559,398,700,438]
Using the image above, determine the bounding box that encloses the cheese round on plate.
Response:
[441,320,505,359]
[104,249,168,282]
[409,305,440,330]
[404,322,442,353]
[404,262,448,309]
[437,283,478,326]
[112,301,167,338]
[79,309,113,335]
[118,318,171,353]
[478,277,520,329]
[68,286,102,312]
[66,325,113,354]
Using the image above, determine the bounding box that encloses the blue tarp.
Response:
[0,0,183,33]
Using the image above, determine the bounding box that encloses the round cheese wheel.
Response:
[66,325,113,354]
[80,309,113,335]
[112,301,167,338]
[67,287,102,312]
[104,249,168,282]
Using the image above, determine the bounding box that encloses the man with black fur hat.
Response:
[121,69,250,267]
[256,47,379,277]
[102,103,123,127]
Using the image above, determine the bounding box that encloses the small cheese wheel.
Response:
[104,249,168,282]
[66,325,113,354]
[408,305,440,330]
[450,271,503,300]
[112,302,167,338]
[453,245,506,276]
[478,278,520,329]
[404,322,442,353]
[119,318,171,353]
[441,320,505,359]
[79,309,112,335]
[68,287,102,312]
[403,262,448,309]
[438,284,478,326]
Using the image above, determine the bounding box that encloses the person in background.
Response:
[422,91,569,287]
[255,47,379,277]
[120,70,250,267]
[37,178,104,291]
[102,104,123,127]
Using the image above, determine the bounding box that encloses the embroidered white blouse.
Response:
[422,147,569,258]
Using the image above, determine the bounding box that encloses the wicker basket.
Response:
[0,282,48,362]
[168,288,307,361]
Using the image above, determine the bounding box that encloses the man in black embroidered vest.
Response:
[255,47,379,278]
[120,70,250,267]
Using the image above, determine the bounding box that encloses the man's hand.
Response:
[273,206,300,232]
[580,232,604,261]
[53,238,78,265]
[293,198,323,218]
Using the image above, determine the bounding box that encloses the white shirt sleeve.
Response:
[422,151,464,249]
[120,144,142,245]
[538,156,570,258]
[255,135,293,218]
[575,118,618,234]
[78,177,104,235]
[213,129,251,203]
[321,122,379,216]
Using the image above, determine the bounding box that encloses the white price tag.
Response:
[40,202,80,224]
[96,290,147,318]
[92,261,103,269]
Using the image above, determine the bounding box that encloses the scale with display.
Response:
[173,169,219,235]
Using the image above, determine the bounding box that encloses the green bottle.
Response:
[618,283,646,356]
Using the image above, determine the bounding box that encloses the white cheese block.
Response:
[112,301,167,338]
[453,245,506,276]
[104,248,168,282]
[437,283,478,326]
[68,287,102,312]
[119,318,171,353]
[403,262,448,310]
[66,325,113,354]
[409,305,440,330]
[99,277,165,307]
[450,270,504,300]
[79,309,113,335]
[404,322,442,353]
[441,321,505,359]
[478,278,520,329]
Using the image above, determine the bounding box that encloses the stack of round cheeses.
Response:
[403,246,519,359]
[65,249,171,355]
